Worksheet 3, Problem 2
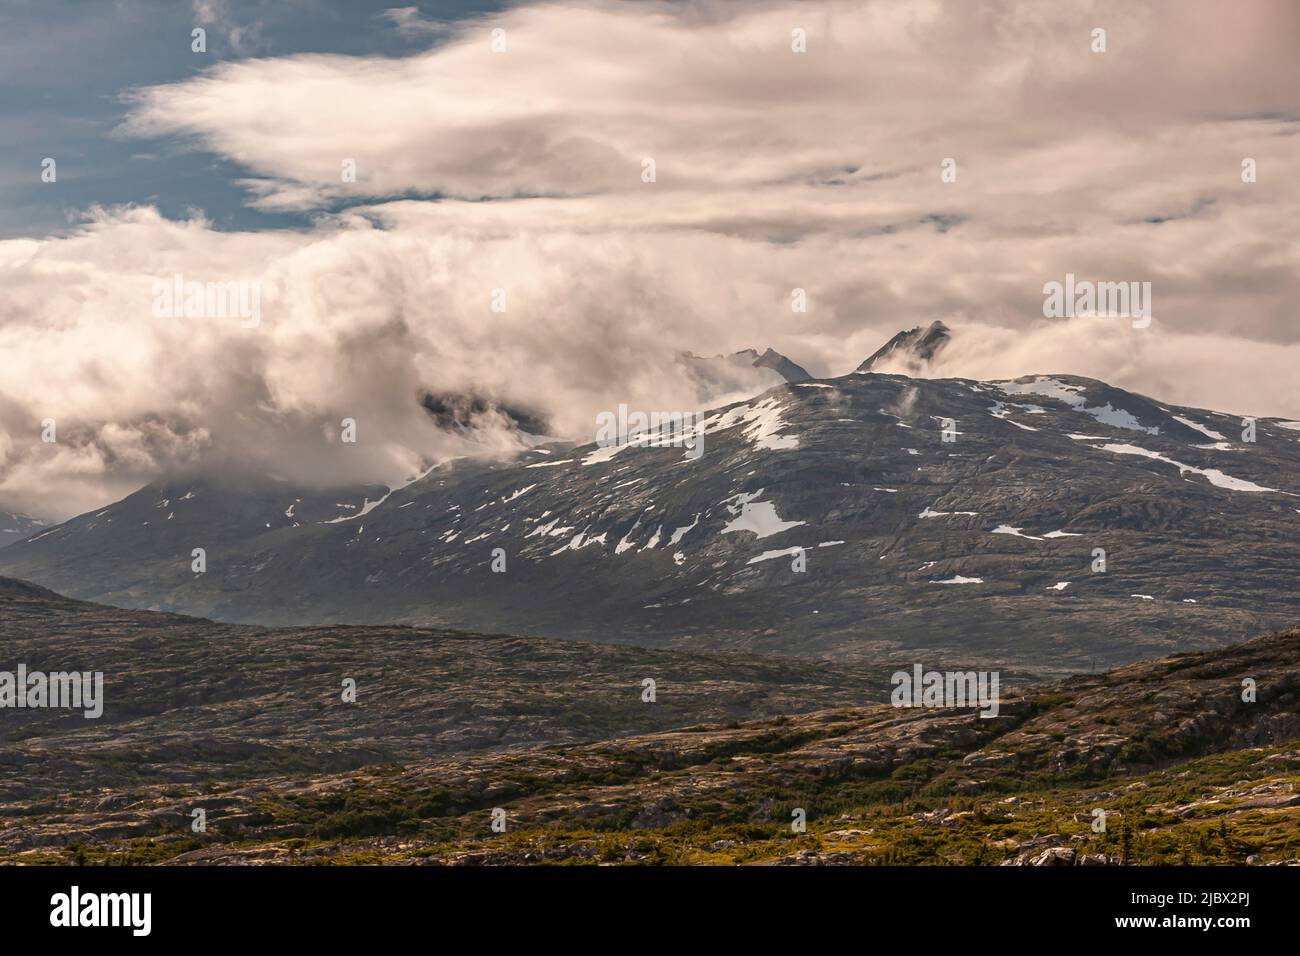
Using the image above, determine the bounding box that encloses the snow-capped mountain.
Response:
[0,475,386,594]
[5,338,1300,677]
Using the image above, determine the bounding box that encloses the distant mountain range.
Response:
[5,328,1300,677]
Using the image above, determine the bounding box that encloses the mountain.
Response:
[752,347,812,384]
[420,391,551,439]
[679,346,811,404]
[858,320,950,373]
[6,618,1298,865]
[0,474,386,603]
[5,362,1300,676]
[0,510,44,550]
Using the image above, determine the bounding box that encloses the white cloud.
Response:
[2,0,1297,518]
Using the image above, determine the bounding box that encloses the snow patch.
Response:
[503,484,537,503]
[325,492,393,523]
[990,524,1041,540]
[747,546,805,565]
[1098,443,1278,493]
[1000,377,1157,434]
[708,397,799,450]
[581,444,626,466]
[721,495,805,539]
[1172,415,1227,442]
[669,513,701,545]
[919,506,978,519]
[988,402,1040,430]
[615,520,642,555]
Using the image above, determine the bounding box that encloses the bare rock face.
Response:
[419,391,550,437]
[753,347,812,384]
[1031,847,1076,866]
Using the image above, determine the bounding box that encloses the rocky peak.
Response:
[858,320,951,374]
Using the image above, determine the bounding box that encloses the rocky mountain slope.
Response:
[0,474,386,590]
[5,361,1299,675]
[4,621,1296,865]
[0,576,887,804]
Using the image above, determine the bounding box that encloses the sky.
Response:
[1,0,1298,520]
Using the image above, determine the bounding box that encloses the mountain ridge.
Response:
[4,359,1299,675]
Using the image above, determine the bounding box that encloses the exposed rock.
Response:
[1031,847,1076,866]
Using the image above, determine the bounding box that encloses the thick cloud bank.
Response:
[2,0,1297,519]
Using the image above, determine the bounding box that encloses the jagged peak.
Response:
[857,320,950,374]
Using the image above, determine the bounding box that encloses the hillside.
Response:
[0,576,888,803]
[3,621,1296,865]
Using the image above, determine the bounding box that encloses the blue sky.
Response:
[0,0,507,238]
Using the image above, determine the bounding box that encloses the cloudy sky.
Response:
[1,0,1297,519]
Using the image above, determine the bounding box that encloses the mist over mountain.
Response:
[859,321,951,374]
[2,0,1299,893]
[678,347,812,406]
[7,336,1298,678]
[419,392,553,441]
[3,1,1299,529]
[0,511,44,550]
